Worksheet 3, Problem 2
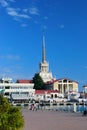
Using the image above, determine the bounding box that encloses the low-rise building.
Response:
[0,77,79,104]
[44,78,78,94]
[55,78,78,93]
[0,77,35,105]
[83,85,87,98]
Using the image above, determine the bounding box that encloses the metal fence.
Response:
[27,102,87,113]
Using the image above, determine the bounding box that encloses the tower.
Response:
[42,33,46,63]
[39,33,53,82]
[40,33,49,73]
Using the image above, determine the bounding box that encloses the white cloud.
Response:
[0,0,9,7]
[19,14,30,19]
[7,7,17,15]
[0,1,39,25]
[7,7,31,19]
[0,55,20,60]
[0,1,31,19]
[13,17,22,22]
[29,7,39,15]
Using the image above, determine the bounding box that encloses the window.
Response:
[63,79,67,83]
[51,94,53,98]
[5,92,9,96]
[5,86,10,89]
[55,94,57,98]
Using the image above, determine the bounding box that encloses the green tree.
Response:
[0,94,11,113]
[0,95,24,130]
[7,107,24,130]
[33,73,45,90]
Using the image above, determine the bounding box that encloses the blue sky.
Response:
[0,0,87,91]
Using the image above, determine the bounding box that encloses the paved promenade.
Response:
[22,109,87,130]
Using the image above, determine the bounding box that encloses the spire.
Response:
[42,31,46,63]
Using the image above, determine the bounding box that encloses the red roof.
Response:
[57,78,78,83]
[35,90,59,94]
[16,80,32,83]
[45,79,58,85]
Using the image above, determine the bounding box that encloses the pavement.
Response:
[22,109,87,130]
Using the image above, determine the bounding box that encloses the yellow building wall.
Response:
[53,81,78,93]
[53,81,58,90]
[72,82,78,92]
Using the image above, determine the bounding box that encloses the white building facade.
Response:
[0,77,35,105]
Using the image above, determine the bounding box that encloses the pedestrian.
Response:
[34,103,37,111]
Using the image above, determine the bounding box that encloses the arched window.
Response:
[51,94,53,98]
[55,94,57,98]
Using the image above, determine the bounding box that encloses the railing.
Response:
[14,102,87,113]
[37,102,87,113]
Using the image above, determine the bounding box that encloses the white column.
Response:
[62,80,64,94]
